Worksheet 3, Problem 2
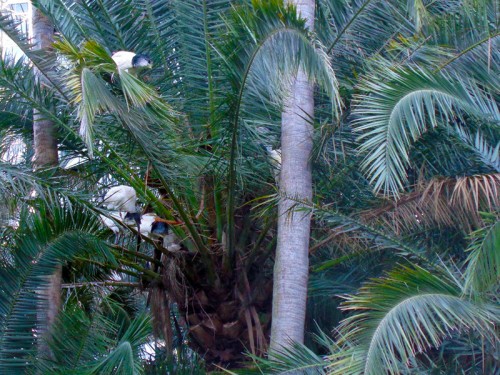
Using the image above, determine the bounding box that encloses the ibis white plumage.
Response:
[100,214,120,235]
[139,213,182,252]
[111,51,152,72]
[102,185,141,239]
[266,146,281,183]
[103,185,137,212]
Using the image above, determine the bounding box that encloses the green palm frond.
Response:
[40,305,116,373]
[53,38,178,158]
[327,265,498,375]
[454,126,500,172]
[0,54,60,128]
[37,296,150,374]
[221,0,340,111]
[463,214,500,296]
[219,0,341,256]
[406,0,464,32]
[89,314,151,375]
[78,68,118,157]
[0,9,68,100]
[67,0,148,52]
[318,0,418,85]
[224,341,326,374]
[0,163,76,209]
[33,0,89,45]
[171,0,231,128]
[420,0,500,113]
[354,66,499,196]
[315,208,425,262]
[0,205,115,373]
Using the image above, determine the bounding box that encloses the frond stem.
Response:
[327,0,373,55]
[434,32,500,73]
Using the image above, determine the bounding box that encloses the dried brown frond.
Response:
[150,288,173,356]
[309,225,373,257]
[161,253,185,303]
[362,173,500,234]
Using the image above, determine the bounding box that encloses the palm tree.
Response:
[271,0,337,353]
[31,5,63,360]
[251,0,499,372]
[0,0,497,373]
[0,0,338,369]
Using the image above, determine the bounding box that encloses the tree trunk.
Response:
[32,8,58,167]
[32,7,61,358]
[270,0,315,352]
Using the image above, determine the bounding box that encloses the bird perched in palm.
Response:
[102,185,141,233]
[139,213,182,252]
[139,213,182,272]
[111,51,152,72]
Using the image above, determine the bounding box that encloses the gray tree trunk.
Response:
[32,7,61,357]
[32,8,58,167]
[270,0,315,352]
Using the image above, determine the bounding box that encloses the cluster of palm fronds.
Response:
[0,0,498,373]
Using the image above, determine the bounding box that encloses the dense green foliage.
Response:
[0,0,498,373]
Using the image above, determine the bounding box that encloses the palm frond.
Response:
[0,53,61,130]
[354,66,499,196]
[327,265,498,375]
[78,67,118,157]
[171,0,231,129]
[0,9,68,100]
[219,0,341,257]
[463,214,500,296]
[225,340,326,374]
[454,126,500,172]
[316,208,425,261]
[33,0,89,45]
[40,305,116,372]
[89,314,151,375]
[0,205,115,373]
[361,173,500,233]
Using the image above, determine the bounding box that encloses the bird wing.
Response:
[103,185,137,212]
[139,214,156,235]
[100,214,120,234]
[111,51,136,71]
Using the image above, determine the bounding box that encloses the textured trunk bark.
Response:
[270,0,315,352]
[32,9,58,167]
[32,8,60,359]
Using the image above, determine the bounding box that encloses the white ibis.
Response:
[266,146,281,183]
[99,213,123,244]
[102,185,141,241]
[100,214,120,235]
[139,213,182,272]
[140,213,182,246]
[111,51,152,72]
[103,185,137,211]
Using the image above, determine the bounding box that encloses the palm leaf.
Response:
[89,314,151,375]
[218,0,341,258]
[463,215,500,296]
[171,0,231,129]
[327,265,498,375]
[315,208,425,261]
[224,340,326,374]
[361,173,500,233]
[354,66,499,196]
[33,0,89,45]
[40,306,116,373]
[454,126,500,172]
[0,8,68,100]
[0,205,115,373]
